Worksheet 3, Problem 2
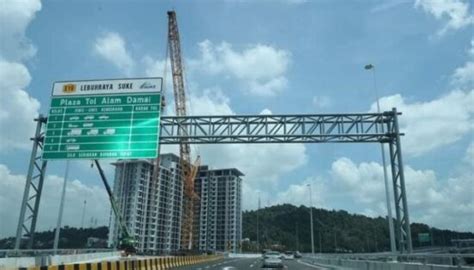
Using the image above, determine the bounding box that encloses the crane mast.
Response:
[167,10,194,250]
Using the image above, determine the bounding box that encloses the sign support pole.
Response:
[15,115,48,250]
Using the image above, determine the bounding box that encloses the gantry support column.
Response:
[387,108,413,253]
[14,115,48,249]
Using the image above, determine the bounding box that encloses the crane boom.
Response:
[94,160,135,253]
[167,10,194,250]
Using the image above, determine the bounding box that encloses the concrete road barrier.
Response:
[227,253,261,258]
[2,254,223,270]
[0,252,121,269]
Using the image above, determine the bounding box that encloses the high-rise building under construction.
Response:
[108,154,183,254]
[193,166,243,253]
[109,154,243,254]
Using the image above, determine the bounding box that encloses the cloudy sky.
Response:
[0,0,473,238]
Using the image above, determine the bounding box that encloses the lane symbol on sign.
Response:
[104,128,116,135]
[87,129,99,135]
[67,129,82,136]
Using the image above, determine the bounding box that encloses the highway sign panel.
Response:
[42,78,162,160]
[418,233,431,243]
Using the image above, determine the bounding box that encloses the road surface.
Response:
[174,257,328,269]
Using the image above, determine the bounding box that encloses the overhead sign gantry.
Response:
[16,92,413,253]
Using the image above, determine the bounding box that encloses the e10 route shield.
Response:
[42,78,162,160]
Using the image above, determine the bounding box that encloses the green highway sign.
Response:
[418,233,431,243]
[42,78,162,160]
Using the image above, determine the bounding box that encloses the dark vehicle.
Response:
[293,251,302,258]
[282,251,295,260]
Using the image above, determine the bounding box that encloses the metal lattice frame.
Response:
[159,112,391,144]
[387,108,413,253]
[15,109,412,253]
[14,115,48,249]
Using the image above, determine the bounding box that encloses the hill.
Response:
[0,226,108,249]
[1,205,471,252]
[242,204,473,253]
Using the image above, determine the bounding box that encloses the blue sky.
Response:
[0,0,473,237]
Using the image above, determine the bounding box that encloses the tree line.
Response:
[242,204,473,253]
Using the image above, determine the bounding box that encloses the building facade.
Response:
[109,154,183,254]
[193,166,243,253]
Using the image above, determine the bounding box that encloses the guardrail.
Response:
[304,253,474,268]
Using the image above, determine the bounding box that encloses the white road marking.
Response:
[297,259,329,269]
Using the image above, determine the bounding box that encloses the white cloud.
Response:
[0,0,41,61]
[329,154,474,231]
[371,90,474,156]
[191,40,291,96]
[274,177,326,208]
[371,0,411,13]
[0,0,42,151]
[260,108,273,115]
[0,164,25,238]
[0,164,110,237]
[331,158,387,205]
[415,0,474,35]
[100,37,291,98]
[143,56,172,90]
[369,39,474,158]
[202,142,307,184]
[466,142,474,165]
[312,96,331,110]
[143,56,166,77]
[0,61,41,151]
[94,32,135,76]
[452,39,474,86]
[453,61,474,86]
[240,177,326,211]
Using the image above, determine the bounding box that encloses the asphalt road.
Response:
[174,257,328,270]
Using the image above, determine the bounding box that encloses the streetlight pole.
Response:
[365,64,396,253]
[80,200,87,228]
[257,191,260,251]
[307,184,315,256]
[319,230,322,254]
[53,160,70,254]
[295,222,299,251]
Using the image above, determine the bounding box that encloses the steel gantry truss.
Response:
[14,115,48,249]
[160,112,391,144]
[15,108,413,253]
